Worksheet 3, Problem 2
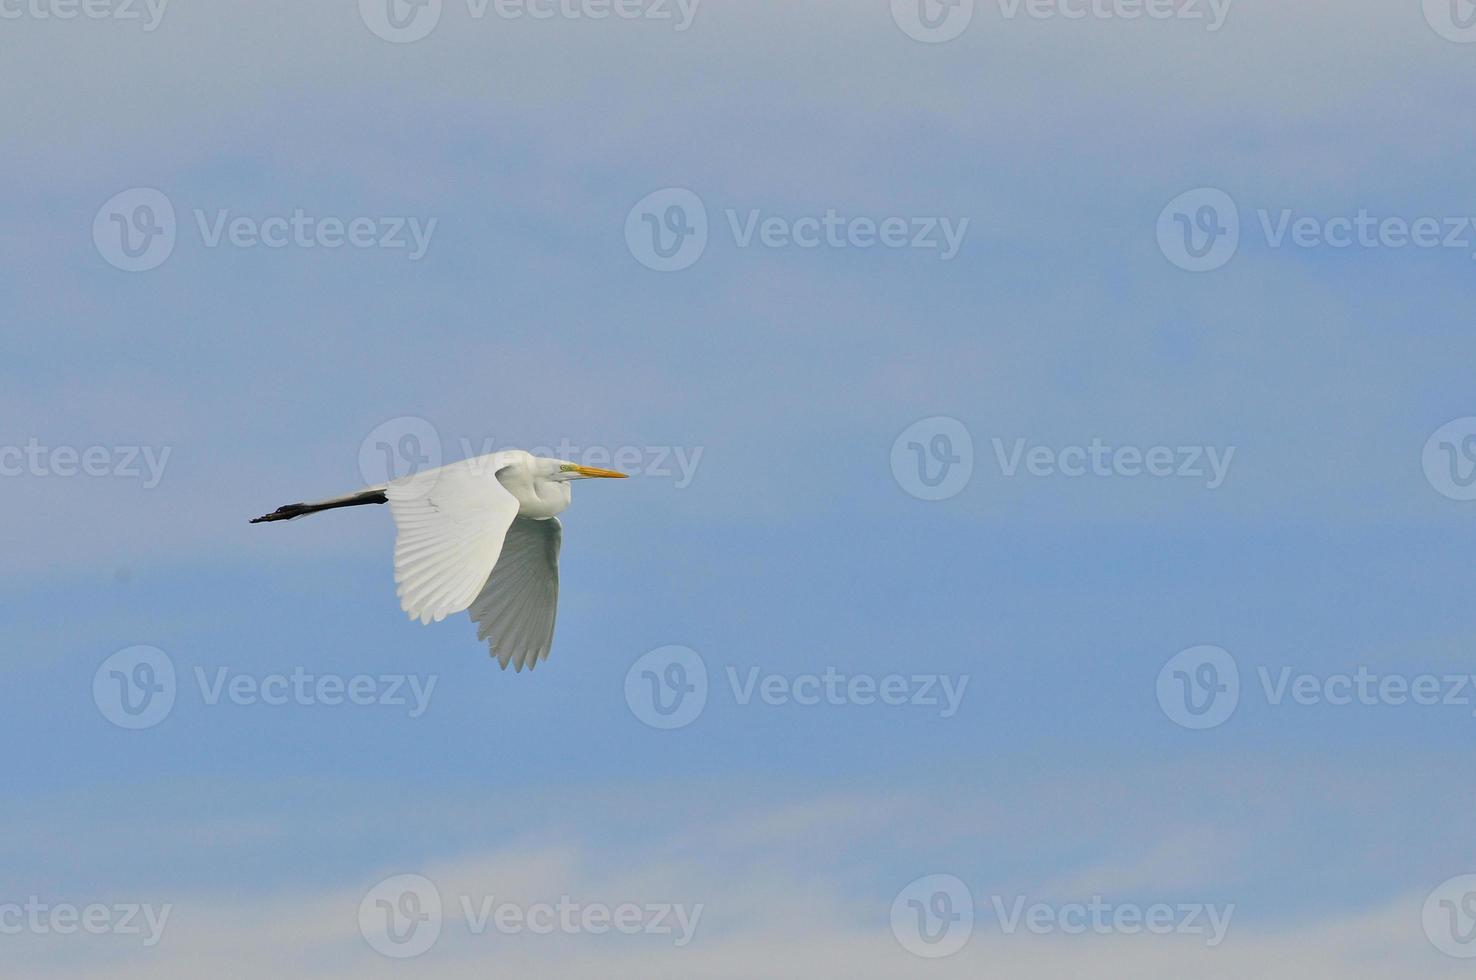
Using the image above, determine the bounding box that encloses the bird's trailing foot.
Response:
[249,488,388,523]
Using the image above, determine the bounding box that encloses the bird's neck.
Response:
[516,478,570,520]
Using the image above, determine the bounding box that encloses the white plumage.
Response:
[251,448,626,672]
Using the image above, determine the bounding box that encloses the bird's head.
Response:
[542,457,629,482]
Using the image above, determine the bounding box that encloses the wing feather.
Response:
[467,516,561,671]
[386,459,521,625]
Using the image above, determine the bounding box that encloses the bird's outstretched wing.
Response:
[387,459,520,625]
[467,516,561,672]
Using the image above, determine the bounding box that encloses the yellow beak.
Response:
[569,465,629,479]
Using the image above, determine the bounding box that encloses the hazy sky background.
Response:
[5,0,1476,976]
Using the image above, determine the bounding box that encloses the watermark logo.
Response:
[1161,188,1476,270]
[1425,875,1476,957]
[1423,417,1476,501]
[1157,645,1239,730]
[95,651,438,727]
[894,0,1230,39]
[626,655,968,727]
[625,646,707,729]
[1157,188,1239,272]
[1424,0,1476,42]
[356,424,705,495]
[93,646,176,730]
[1165,651,1476,722]
[891,0,974,43]
[360,874,443,959]
[891,874,974,958]
[93,188,176,273]
[626,188,708,272]
[361,0,698,40]
[626,190,967,270]
[360,416,444,497]
[358,873,701,953]
[94,189,436,271]
[892,877,1233,955]
[893,428,1236,493]
[891,417,974,501]
[359,0,442,42]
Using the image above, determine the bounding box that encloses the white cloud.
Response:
[4,781,1471,977]
[3,833,1459,980]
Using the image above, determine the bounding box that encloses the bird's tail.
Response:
[249,486,389,524]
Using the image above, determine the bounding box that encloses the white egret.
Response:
[250,450,627,671]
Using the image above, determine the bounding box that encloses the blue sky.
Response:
[5,0,1476,975]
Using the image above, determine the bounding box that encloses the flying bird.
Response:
[250,450,627,671]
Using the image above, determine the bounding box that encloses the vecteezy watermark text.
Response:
[0,0,168,29]
[458,437,703,488]
[992,437,1235,489]
[0,898,171,947]
[889,419,1234,500]
[93,647,438,730]
[727,666,968,717]
[987,894,1233,945]
[93,188,436,272]
[625,188,968,271]
[890,0,1232,44]
[888,874,1233,959]
[1159,187,1476,272]
[357,874,702,959]
[1158,645,1476,730]
[193,210,435,259]
[996,0,1232,28]
[194,667,437,717]
[0,439,170,488]
[624,647,969,730]
[359,0,700,43]
[356,419,706,490]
